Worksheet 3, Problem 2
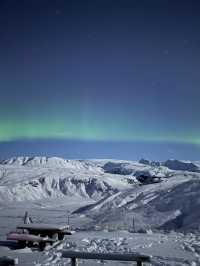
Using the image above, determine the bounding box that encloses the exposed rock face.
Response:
[139,159,150,165]
[103,162,133,175]
[163,159,199,172]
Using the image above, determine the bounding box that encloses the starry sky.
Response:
[0,0,200,160]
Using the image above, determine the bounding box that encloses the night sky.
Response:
[0,0,200,160]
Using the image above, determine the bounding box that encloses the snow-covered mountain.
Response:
[0,156,90,169]
[1,156,199,172]
[103,159,200,175]
[0,157,130,202]
[75,172,200,232]
[0,156,200,233]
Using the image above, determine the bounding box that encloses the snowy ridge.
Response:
[0,156,93,169]
[75,172,200,232]
[1,156,199,172]
[103,159,200,175]
[0,157,130,202]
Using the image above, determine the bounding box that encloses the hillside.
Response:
[0,156,200,233]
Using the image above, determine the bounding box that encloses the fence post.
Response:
[71,257,77,266]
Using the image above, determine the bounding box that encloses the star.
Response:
[56,9,61,15]
[163,49,169,55]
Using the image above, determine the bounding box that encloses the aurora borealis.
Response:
[0,0,200,159]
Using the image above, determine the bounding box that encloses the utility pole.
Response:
[132,215,135,232]
[67,210,70,228]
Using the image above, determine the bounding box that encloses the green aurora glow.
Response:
[0,109,199,145]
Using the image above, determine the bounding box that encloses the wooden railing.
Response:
[62,250,151,266]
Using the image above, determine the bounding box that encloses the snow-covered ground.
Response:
[0,156,200,265]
